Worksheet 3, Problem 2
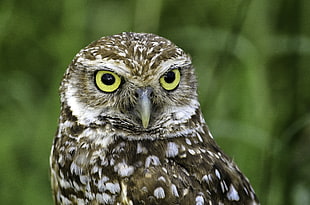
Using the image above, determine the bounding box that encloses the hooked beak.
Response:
[136,87,153,128]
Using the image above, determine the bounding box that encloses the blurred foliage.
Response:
[0,0,309,204]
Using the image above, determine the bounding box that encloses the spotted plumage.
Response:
[50,32,259,204]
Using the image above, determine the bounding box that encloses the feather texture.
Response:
[50,32,259,204]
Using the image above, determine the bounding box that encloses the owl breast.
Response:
[51,111,257,204]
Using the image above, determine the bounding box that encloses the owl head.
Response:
[61,32,200,138]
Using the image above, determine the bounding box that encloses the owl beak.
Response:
[136,87,153,128]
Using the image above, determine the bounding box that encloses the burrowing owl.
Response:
[50,32,259,204]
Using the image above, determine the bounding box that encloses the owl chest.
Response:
[92,140,169,179]
[54,132,217,204]
[59,136,207,181]
[56,139,163,178]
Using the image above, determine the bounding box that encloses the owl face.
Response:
[61,33,199,134]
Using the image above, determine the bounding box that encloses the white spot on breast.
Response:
[109,158,115,166]
[202,174,213,184]
[166,142,179,157]
[79,175,89,185]
[97,176,109,192]
[208,130,214,139]
[114,162,134,177]
[145,155,161,168]
[94,133,114,148]
[185,138,192,145]
[199,148,206,153]
[220,180,228,193]
[196,132,203,142]
[70,162,82,175]
[60,195,71,204]
[136,143,148,154]
[243,187,249,195]
[250,191,255,200]
[91,165,103,179]
[188,149,196,155]
[62,120,75,128]
[207,150,214,157]
[182,168,190,176]
[91,165,99,174]
[76,198,85,205]
[73,181,81,191]
[96,192,113,204]
[171,184,179,197]
[195,195,204,205]
[227,184,240,201]
[154,187,165,199]
[157,176,166,182]
[141,186,148,193]
[59,178,71,189]
[179,144,187,153]
[85,183,92,193]
[100,176,109,183]
[180,153,187,158]
[215,169,221,179]
[67,146,76,155]
[183,188,189,197]
[112,142,125,153]
[105,182,121,194]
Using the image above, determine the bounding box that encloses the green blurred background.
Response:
[1,0,309,204]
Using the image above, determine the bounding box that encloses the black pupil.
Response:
[164,71,175,83]
[101,73,115,85]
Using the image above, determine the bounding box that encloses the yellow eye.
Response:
[159,69,181,91]
[95,70,121,92]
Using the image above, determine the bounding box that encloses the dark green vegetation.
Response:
[1,0,309,204]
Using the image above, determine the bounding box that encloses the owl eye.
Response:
[160,69,181,91]
[95,70,121,92]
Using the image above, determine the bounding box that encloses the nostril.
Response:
[134,91,139,99]
[149,90,154,98]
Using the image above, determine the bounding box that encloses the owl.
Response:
[50,32,259,205]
